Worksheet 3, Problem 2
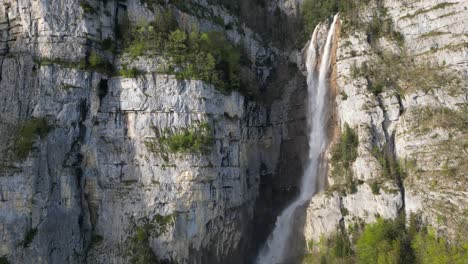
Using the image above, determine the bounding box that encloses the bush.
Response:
[160,122,214,153]
[87,52,113,73]
[13,118,49,161]
[119,66,141,78]
[0,257,8,264]
[23,228,37,247]
[370,181,381,195]
[146,122,214,155]
[80,1,95,14]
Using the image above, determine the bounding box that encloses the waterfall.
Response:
[256,14,339,264]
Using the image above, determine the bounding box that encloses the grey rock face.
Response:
[0,0,307,263]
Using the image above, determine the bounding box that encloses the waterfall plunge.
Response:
[256,15,339,264]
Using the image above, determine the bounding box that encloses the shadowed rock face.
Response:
[0,1,308,263]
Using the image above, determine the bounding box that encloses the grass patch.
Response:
[407,106,467,134]
[12,118,50,161]
[418,31,450,39]
[36,54,114,74]
[36,58,87,70]
[400,2,457,20]
[351,51,462,96]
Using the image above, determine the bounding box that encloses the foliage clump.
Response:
[88,52,113,74]
[80,1,95,14]
[13,118,50,161]
[0,257,9,264]
[330,123,359,194]
[145,122,214,157]
[23,228,37,247]
[128,214,175,264]
[119,66,141,78]
[118,9,253,93]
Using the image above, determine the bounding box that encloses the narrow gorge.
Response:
[0,0,466,264]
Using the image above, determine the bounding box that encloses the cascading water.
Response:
[256,14,339,264]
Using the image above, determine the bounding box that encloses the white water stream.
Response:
[256,14,339,264]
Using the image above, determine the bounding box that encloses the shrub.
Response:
[128,214,175,264]
[80,1,95,14]
[23,228,37,247]
[370,181,381,195]
[146,122,214,156]
[87,52,113,74]
[0,257,8,264]
[160,122,214,153]
[330,123,359,194]
[13,118,49,161]
[303,231,353,264]
[119,66,141,78]
[89,52,103,67]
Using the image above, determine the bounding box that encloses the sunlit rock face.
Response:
[304,0,467,244]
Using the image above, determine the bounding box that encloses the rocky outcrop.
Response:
[304,0,467,244]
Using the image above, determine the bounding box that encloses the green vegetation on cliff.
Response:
[0,257,9,264]
[12,118,50,161]
[303,216,468,264]
[351,51,462,96]
[145,122,214,158]
[128,214,175,264]
[119,10,252,93]
[329,123,359,195]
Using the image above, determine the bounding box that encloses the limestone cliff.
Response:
[304,0,467,248]
[0,0,466,263]
[0,0,307,263]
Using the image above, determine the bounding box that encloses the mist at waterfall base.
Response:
[256,15,339,264]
